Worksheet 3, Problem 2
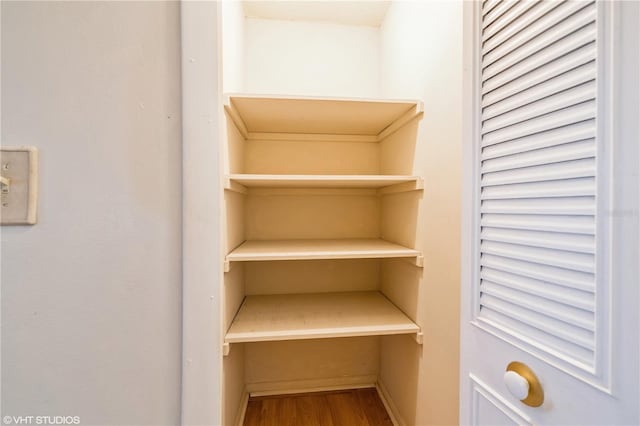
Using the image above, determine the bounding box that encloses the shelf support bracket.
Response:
[376,103,425,142]
[223,260,230,273]
[401,255,424,268]
[223,342,230,357]
[414,331,424,345]
[223,178,248,195]
[223,99,249,139]
[377,178,424,196]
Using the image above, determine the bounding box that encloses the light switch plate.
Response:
[0,147,38,225]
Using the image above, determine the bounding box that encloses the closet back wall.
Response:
[244,18,380,98]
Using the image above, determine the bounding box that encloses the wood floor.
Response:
[243,388,394,426]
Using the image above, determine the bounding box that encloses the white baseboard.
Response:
[376,380,406,426]
[246,374,377,397]
[234,387,249,426]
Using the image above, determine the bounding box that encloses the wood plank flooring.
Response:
[243,388,394,426]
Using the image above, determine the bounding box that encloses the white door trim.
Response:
[180,2,224,425]
[459,2,482,423]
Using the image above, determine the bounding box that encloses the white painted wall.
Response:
[1,2,182,424]
[379,2,463,425]
[222,0,246,93]
[244,18,380,98]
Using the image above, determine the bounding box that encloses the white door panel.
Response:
[471,375,531,426]
[461,1,640,424]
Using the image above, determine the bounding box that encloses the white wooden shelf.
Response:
[224,94,423,141]
[225,239,422,265]
[225,174,423,194]
[224,291,421,346]
[227,174,418,188]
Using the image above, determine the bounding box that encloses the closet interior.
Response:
[218,2,461,424]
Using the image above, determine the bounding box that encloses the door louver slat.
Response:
[479,294,594,350]
[482,62,596,120]
[482,1,593,63]
[480,253,594,292]
[480,214,595,234]
[481,158,596,186]
[480,196,595,215]
[481,176,595,199]
[482,0,504,18]
[482,139,595,172]
[478,0,598,370]
[482,6,596,77]
[480,241,594,273]
[482,43,596,106]
[481,228,594,254]
[481,0,541,44]
[479,309,594,367]
[482,23,595,93]
[482,0,518,29]
[480,281,594,331]
[481,101,595,147]
[482,81,595,133]
[480,268,595,311]
[481,121,595,159]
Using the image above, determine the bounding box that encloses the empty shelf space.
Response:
[244,388,393,426]
[225,94,423,140]
[225,291,420,344]
[226,239,422,263]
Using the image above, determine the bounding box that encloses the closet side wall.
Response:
[222,140,247,425]
[379,2,463,425]
[221,3,248,411]
[222,0,246,92]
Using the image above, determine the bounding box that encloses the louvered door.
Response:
[479,0,600,377]
[460,1,640,424]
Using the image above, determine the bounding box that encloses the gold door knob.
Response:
[504,361,544,407]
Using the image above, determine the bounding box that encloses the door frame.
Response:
[178,0,640,424]
[459,1,482,420]
[180,2,224,425]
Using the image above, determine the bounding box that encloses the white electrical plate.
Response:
[0,147,38,225]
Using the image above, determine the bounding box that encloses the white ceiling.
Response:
[242,1,392,27]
